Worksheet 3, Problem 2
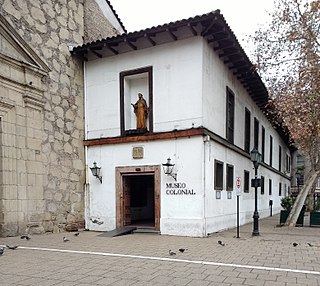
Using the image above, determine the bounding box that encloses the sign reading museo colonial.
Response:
[165,182,196,195]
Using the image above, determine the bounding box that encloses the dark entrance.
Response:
[123,175,155,228]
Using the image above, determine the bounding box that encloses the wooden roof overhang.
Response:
[73,10,268,107]
[72,10,292,147]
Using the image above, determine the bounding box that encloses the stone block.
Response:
[29,226,45,234]
[53,225,60,233]
[70,192,81,203]
[48,202,57,212]
[54,192,63,201]
[35,22,47,33]
[0,221,18,237]
[2,186,18,200]
[27,185,44,200]
[31,7,46,23]
[3,0,21,20]
[59,27,69,40]
[26,161,44,173]
[16,135,26,148]
[27,173,36,186]
[3,199,18,212]
[17,186,27,200]
[43,220,54,232]
[56,118,64,128]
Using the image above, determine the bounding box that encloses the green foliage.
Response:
[281,196,295,211]
[314,199,320,211]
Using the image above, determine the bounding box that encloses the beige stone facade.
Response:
[0,0,123,236]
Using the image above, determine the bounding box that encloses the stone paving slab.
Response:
[1,214,320,285]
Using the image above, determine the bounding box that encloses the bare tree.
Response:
[252,0,320,226]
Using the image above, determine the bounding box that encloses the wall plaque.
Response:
[132,147,144,159]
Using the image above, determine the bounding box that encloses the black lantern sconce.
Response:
[162,158,177,181]
[90,162,102,183]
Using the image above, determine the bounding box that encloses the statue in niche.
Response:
[131,93,148,130]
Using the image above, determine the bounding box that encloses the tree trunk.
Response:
[285,171,320,227]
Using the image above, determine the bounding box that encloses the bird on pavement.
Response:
[218,240,225,246]
[178,248,187,253]
[6,245,18,250]
[74,232,80,236]
[293,242,298,247]
[0,247,4,255]
[169,250,176,256]
[63,236,70,242]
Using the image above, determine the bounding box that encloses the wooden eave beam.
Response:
[224,57,245,65]
[84,128,205,146]
[201,20,219,37]
[231,64,250,73]
[124,38,137,50]
[239,73,259,82]
[249,87,266,94]
[88,48,102,58]
[103,43,119,55]
[214,40,234,51]
[166,28,177,40]
[187,23,197,36]
[219,48,240,58]
[144,33,156,46]
[207,30,228,43]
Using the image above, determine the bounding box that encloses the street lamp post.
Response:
[250,147,262,236]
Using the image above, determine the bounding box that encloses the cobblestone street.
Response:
[1,214,320,286]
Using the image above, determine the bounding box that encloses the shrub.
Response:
[281,196,295,211]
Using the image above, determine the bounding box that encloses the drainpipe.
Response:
[83,60,90,229]
[203,135,210,236]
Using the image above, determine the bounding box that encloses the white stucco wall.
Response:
[201,39,291,169]
[85,37,204,140]
[86,136,206,237]
[203,139,289,235]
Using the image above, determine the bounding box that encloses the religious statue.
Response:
[131,93,148,129]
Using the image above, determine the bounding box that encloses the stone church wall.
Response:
[0,0,119,236]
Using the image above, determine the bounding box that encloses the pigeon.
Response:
[6,244,18,250]
[63,236,70,242]
[218,240,225,246]
[0,247,4,255]
[169,250,176,256]
[178,248,187,253]
[293,242,298,247]
[74,232,80,236]
[91,219,103,225]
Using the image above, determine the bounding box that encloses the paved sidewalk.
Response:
[1,214,320,286]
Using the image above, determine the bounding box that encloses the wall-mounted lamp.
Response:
[162,158,177,181]
[90,162,102,183]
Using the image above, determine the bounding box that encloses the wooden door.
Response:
[123,177,131,226]
[116,166,161,230]
[154,171,160,230]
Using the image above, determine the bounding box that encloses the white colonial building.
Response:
[72,10,293,237]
